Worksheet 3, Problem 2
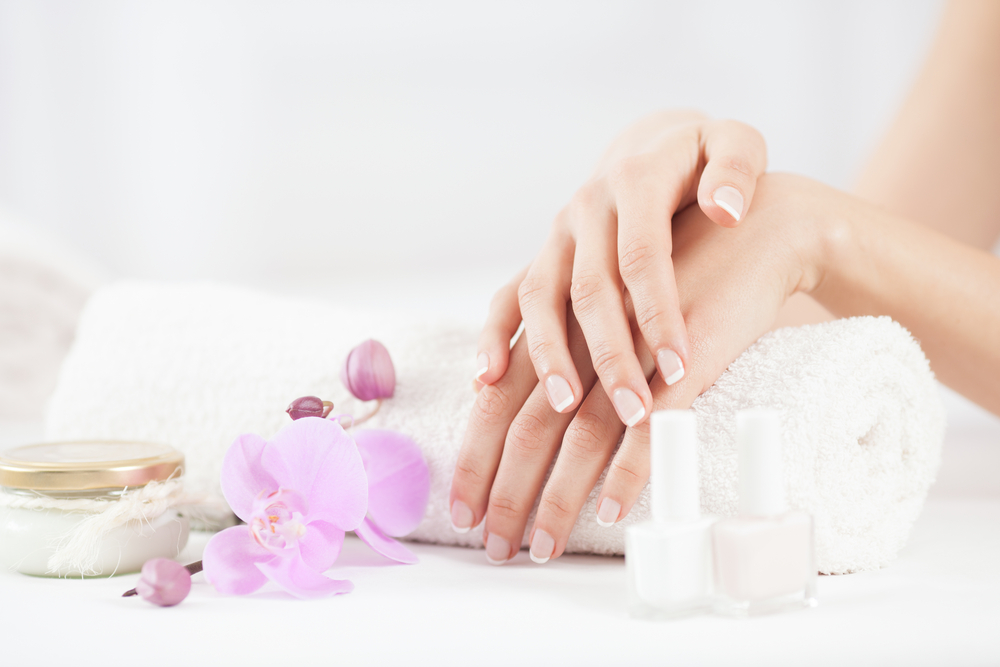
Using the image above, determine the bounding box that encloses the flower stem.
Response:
[350,399,382,427]
[122,560,203,598]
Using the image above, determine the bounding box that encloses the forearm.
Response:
[855,0,1000,249]
[813,198,1000,414]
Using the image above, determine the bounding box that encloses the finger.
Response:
[595,371,702,526]
[518,221,584,414]
[696,119,768,227]
[569,202,652,429]
[475,266,528,387]
[484,311,598,564]
[449,332,537,534]
[614,152,693,389]
[529,380,623,563]
[530,308,653,561]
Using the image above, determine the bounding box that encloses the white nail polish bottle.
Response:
[711,409,818,616]
[625,410,715,619]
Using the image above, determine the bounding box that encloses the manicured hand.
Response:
[453,174,840,563]
[474,110,768,431]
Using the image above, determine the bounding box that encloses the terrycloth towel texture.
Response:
[46,282,945,574]
[0,213,104,419]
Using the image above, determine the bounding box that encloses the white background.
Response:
[0,0,943,293]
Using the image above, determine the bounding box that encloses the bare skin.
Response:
[451,0,1000,565]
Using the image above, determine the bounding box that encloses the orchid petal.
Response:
[298,520,345,573]
[202,526,273,595]
[355,516,419,564]
[220,433,280,522]
[257,555,354,599]
[261,417,368,530]
[354,430,430,537]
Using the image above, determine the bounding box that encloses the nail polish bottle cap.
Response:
[650,410,700,523]
[737,409,788,516]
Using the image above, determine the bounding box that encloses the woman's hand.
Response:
[452,173,841,563]
[474,110,768,428]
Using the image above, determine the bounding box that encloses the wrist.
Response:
[807,188,871,316]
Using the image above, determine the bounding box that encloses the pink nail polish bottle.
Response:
[626,410,715,619]
[711,409,818,616]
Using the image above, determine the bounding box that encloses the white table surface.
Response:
[2,403,999,667]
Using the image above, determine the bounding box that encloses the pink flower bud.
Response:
[287,396,333,420]
[135,558,192,607]
[342,339,396,401]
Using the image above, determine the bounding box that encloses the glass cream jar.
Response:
[0,441,190,577]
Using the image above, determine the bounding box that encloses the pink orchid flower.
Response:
[352,429,430,564]
[203,417,367,599]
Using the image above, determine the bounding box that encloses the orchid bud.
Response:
[135,558,191,607]
[342,339,396,401]
[287,396,333,420]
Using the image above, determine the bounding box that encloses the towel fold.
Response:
[46,281,945,573]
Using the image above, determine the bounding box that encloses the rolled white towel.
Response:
[0,211,105,420]
[46,281,945,574]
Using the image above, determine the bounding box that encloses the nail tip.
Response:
[595,516,615,528]
[474,367,489,380]
[624,410,646,428]
[713,197,741,222]
[529,553,550,565]
[664,368,685,386]
[553,395,574,413]
[485,555,508,566]
[450,522,471,534]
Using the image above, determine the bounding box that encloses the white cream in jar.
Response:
[0,441,190,577]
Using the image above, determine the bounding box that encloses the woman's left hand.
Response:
[450,173,845,564]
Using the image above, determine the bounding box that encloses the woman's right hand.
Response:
[474,110,768,430]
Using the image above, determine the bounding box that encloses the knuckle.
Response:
[634,303,669,334]
[610,155,653,189]
[539,490,575,523]
[570,269,608,312]
[489,491,525,521]
[453,457,488,486]
[569,181,605,212]
[588,339,622,381]
[717,154,757,180]
[525,334,557,367]
[618,237,660,278]
[472,384,512,423]
[517,275,547,311]
[506,411,550,457]
[564,415,614,462]
[610,455,644,486]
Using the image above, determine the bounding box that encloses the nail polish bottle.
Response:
[711,409,818,616]
[625,410,714,619]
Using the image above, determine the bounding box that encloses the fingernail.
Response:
[450,500,474,533]
[712,185,744,222]
[529,529,555,564]
[657,349,685,386]
[596,498,621,527]
[485,532,511,565]
[612,387,645,427]
[544,375,574,413]
[475,352,490,380]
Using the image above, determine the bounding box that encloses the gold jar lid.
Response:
[0,441,184,491]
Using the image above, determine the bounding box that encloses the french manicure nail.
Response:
[657,349,685,386]
[450,500,474,533]
[612,387,645,427]
[485,532,511,565]
[475,352,490,380]
[545,375,574,413]
[712,185,744,222]
[529,529,555,564]
[596,498,621,527]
